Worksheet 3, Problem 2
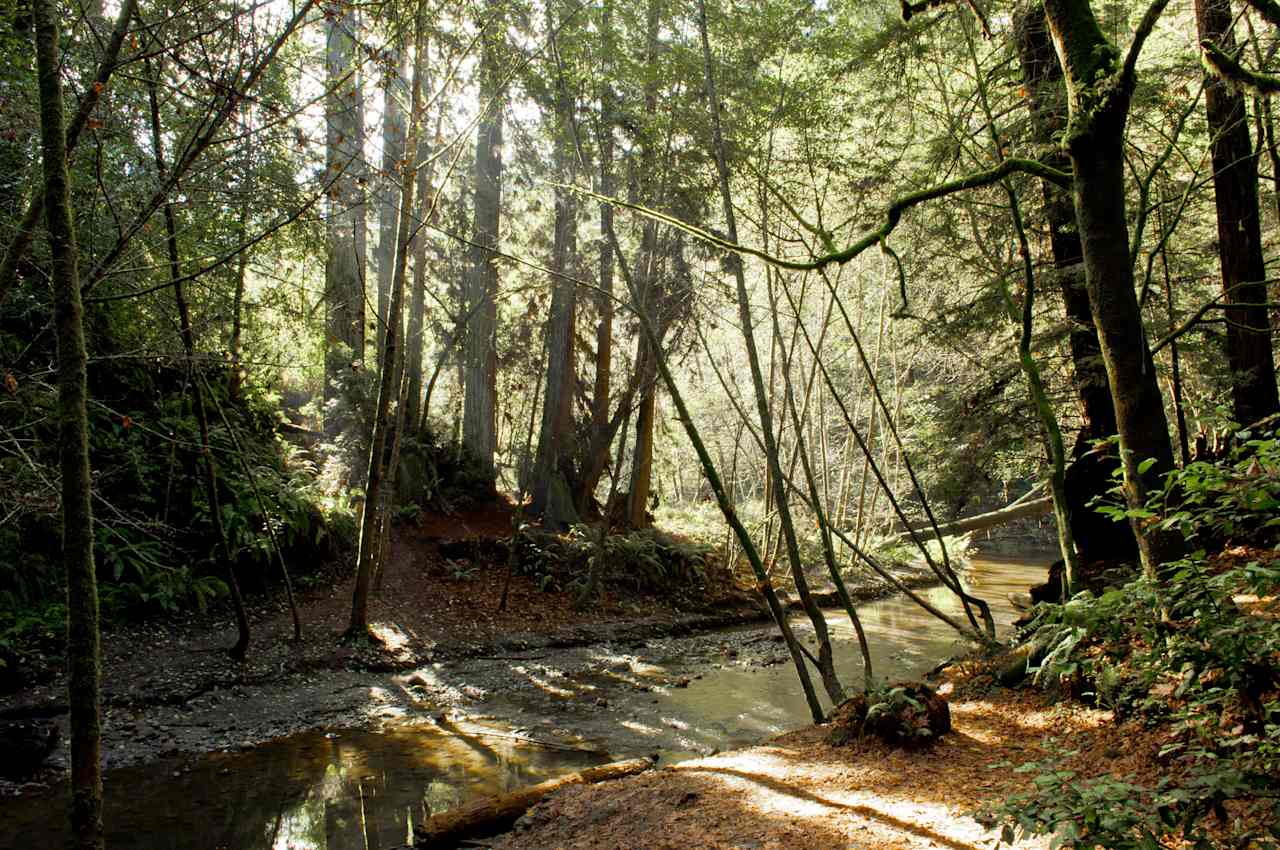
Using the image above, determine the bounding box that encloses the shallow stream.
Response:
[0,553,1049,849]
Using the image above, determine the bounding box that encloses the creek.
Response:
[0,552,1049,849]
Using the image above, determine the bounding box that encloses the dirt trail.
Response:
[493,687,1116,850]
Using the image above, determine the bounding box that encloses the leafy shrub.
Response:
[828,682,951,748]
[984,439,1280,849]
[512,524,711,597]
[396,427,495,513]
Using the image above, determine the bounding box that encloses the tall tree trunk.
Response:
[405,83,441,431]
[147,63,251,661]
[626,341,658,528]
[1195,0,1280,426]
[1042,0,1185,577]
[324,7,366,418]
[577,0,617,513]
[349,11,426,638]
[376,48,407,364]
[1014,4,1116,444]
[697,0,843,705]
[228,202,250,403]
[35,0,102,844]
[1014,4,1128,567]
[530,13,581,529]
[463,0,505,479]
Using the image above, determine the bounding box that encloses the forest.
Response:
[1,0,1280,847]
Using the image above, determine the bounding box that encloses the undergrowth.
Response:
[983,432,1280,849]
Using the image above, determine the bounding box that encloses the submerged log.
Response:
[413,756,653,848]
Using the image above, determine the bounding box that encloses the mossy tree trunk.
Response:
[35,0,101,844]
[1042,0,1185,577]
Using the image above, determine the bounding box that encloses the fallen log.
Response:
[879,495,1053,547]
[413,756,653,848]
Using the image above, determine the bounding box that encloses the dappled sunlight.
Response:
[369,621,412,657]
[512,664,579,698]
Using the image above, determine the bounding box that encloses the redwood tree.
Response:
[1195,0,1279,427]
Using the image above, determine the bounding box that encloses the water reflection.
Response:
[650,553,1048,759]
[0,554,1049,849]
[0,724,605,850]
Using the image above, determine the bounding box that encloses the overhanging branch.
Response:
[1202,39,1280,93]
[552,156,1070,274]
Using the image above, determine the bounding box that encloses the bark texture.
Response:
[35,0,102,844]
[324,7,367,411]
[1195,0,1279,426]
[1042,0,1184,575]
[463,0,505,478]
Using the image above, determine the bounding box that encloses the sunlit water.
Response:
[0,725,604,850]
[639,553,1048,758]
[0,553,1049,849]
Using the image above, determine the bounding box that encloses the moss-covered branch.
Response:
[1202,39,1280,94]
[553,156,1069,274]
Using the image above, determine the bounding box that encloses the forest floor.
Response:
[492,682,1110,850]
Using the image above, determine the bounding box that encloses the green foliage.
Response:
[395,426,495,513]
[988,552,1280,846]
[1155,434,1280,545]
[514,524,711,597]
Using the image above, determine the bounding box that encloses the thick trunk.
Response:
[1014,5,1116,445]
[1015,4,1125,567]
[1195,0,1279,426]
[529,194,579,527]
[579,0,617,513]
[626,343,658,529]
[324,9,366,413]
[1043,0,1184,576]
[36,0,102,844]
[462,0,504,479]
[531,26,580,529]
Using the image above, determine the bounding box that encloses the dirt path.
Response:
[492,687,1112,850]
